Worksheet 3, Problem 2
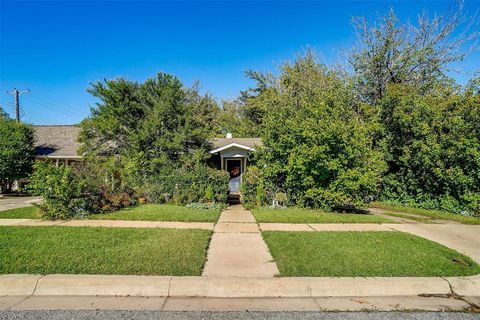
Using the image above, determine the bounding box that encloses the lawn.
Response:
[0,226,212,275]
[252,208,393,224]
[372,202,480,225]
[262,231,480,277]
[89,204,221,222]
[0,206,40,219]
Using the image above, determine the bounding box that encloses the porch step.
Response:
[227,193,241,205]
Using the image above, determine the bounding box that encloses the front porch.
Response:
[209,134,262,198]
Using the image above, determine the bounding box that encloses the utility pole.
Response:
[6,88,30,123]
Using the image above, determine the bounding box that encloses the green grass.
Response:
[262,231,480,277]
[0,226,212,275]
[252,208,394,224]
[372,202,480,225]
[0,206,40,219]
[89,204,221,222]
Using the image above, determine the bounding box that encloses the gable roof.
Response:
[34,125,82,159]
[211,138,263,149]
[209,137,263,154]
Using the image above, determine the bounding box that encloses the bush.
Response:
[28,161,139,219]
[28,162,86,219]
[204,184,214,202]
[241,166,267,208]
[139,164,229,205]
[300,188,350,211]
[72,159,137,213]
[185,202,225,211]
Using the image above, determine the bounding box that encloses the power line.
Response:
[19,105,51,123]
[29,92,86,115]
[6,88,30,123]
[25,95,85,119]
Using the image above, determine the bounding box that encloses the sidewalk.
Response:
[202,205,279,277]
[0,218,214,230]
[1,274,479,311]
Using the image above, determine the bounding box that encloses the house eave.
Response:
[209,143,256,154]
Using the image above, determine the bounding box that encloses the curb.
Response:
[2,274,479,298]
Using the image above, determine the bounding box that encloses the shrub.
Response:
[301,188,350,211]
[72,160,137,213]
[204,184,214,202]
[241,166,267,208]
[186,202,225,211]
[139,164,229,205]
[28,162,86,219]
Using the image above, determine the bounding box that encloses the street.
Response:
[0,311,479,320]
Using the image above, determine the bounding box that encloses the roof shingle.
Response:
[34,125,82,158]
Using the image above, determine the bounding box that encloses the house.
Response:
[34,125,82,166]
[209,134,262,193]
[33,125,261,193]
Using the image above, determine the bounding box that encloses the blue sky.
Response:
[1,1,479,124]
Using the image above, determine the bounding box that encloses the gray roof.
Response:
[33,126,262,159]
[211,137,263,150]
[34,125,82,158]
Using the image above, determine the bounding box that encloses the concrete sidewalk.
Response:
[0,219,214,230]
[1,274,478,298]
[202,205,279,277]
[0,274,479,311]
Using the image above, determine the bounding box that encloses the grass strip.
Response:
[263,231,480,277]
[0,226,212,275]
[252,207,394,224]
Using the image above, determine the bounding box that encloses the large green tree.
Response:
[247,51,386,210]
[0,110,35,193]
[380,83,480,214]
[79,72,220,182]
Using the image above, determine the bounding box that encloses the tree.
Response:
[248,51,386,210]
[379,83,480,214]
[79,72,220,183]
[0,113,35,193]
[350,2,479,103]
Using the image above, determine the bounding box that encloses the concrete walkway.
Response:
[0,196,41,212]
[1,274,479,311]
[0,219,214,230]
[202,205,279,277]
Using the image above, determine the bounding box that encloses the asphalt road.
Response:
[0,311,478,320]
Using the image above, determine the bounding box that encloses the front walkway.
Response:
[202,205,279,277]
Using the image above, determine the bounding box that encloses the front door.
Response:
[226,159,242,193]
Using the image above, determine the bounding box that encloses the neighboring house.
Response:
[34,125,82,165]
[33,126,261,193]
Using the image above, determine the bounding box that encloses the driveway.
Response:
[0,196,41,212]
[386,223,480,264]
